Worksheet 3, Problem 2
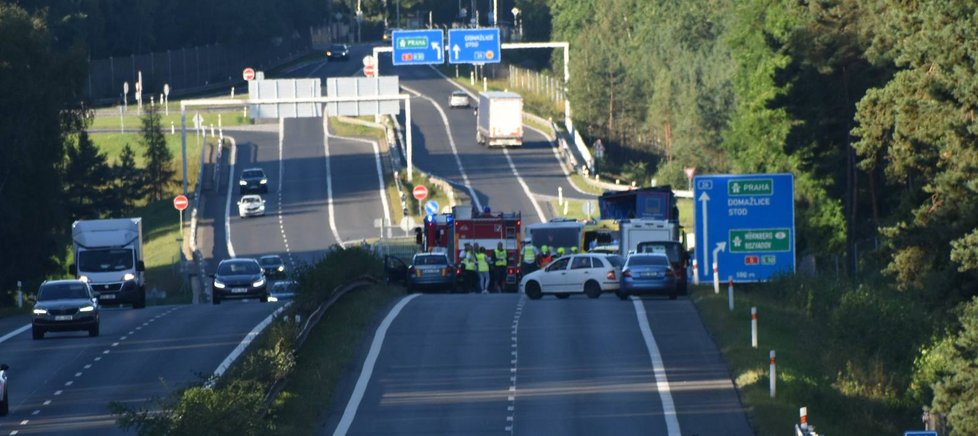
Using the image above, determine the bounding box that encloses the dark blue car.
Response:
[617,253,678,300]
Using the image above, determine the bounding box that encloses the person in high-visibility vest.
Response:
[476,247,490,294]
[493,242,508,292]
[556,246,566,257]
[522,238,539,275]
[463,247,478,293]
[570,246,579,254]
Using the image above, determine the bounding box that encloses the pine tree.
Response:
[141,103,175,201]
[64,131,120,219]
[114,144,148,214]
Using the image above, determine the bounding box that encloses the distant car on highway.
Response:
[326,43,350,61]
[259,254,286,278]
[407,253,457,293]
[268,279,299,302]
[520,254,620,300]
[32,279,100,339]
[211,258,268,304]
[618,253,678,300]
[239,168,268,194]
[449,90,470,108]
[636,241,689,294]
[0,363,8,416]
[237,195,266,218]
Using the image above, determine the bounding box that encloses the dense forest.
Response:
[1,0,977,431]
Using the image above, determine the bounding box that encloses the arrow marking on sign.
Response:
[453,44,461,60]
[432,42,442,60]
[712,242,727,271]
[699,191,711,276]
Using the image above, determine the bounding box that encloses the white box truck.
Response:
[618,219,681,256]
[476,91,523,147]
[70,218,146,308]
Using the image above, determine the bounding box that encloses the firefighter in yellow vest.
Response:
[493,242,508,292]
[476,247,491,294]
[522,238,539,274]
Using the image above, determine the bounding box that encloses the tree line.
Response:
[0,3,175,295]
[540,0,978,430]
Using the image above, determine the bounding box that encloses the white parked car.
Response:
[237,195,265,218]
[449,90,470,108]
[520,254,622,300]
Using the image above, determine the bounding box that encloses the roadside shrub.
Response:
[292,246,382,316]
[931,297,978,435]
[827,285,924,402]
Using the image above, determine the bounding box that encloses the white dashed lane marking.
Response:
[506,296,526,433]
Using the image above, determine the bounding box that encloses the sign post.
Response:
[694,173,795,283]
[363,55,377,77]
[413,185,428,217]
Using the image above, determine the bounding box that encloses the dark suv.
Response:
[239,168,268,194]
[32,280,100,339]
[211,258,268,304]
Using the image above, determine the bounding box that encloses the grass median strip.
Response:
[272,284,404,435]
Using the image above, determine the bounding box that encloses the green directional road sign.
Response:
[398,37,428,49]
[729,228,791,253]
[729,178,773,196]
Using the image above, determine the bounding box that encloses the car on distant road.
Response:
[449,90,470,108]
[520,254,620,300]
[268,280,299,302]
[618,253,678,300]
[237,195,266,218]
[407,253,457,293]
[211,258,268,304]
[32,279,100,339]
[0,363,8,416]
[259,254,286,278]
[239,168,268,194]
[636,240,690,294]
[326,44,350,60]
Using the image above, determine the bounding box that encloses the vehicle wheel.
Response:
[32,327,44,340]
[555,293,570,299]
[260,294,269,303]
[0,390,8,416]
[89,323,100,337]
[212,294,221,305]
[525,281,542,300]
[134,289,146,309]
[616,290,629,300]
[584,281,602,299]
[680,281,689,295]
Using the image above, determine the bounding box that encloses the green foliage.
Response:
[113,144,149,214]
[0,3,87,292]
[291,246,384,316]
[931,297,978,435]
[140,104,175,202]
[64,131,122,219]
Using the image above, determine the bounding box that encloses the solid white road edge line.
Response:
[225,137,238,258]
[501,148,547,224]
[322,117,345,246]
[0,324,31,344]
[329,135,393,239]
[210,303,290,385]
[632,297,682,436]
[428,65,592,197]
[333,293,421,436]
[400,85,484,212]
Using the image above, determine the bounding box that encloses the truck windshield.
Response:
[77,248,134,272]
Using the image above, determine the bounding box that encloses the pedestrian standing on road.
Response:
[493,242,507,292]
[463,247,478,293]
[539,249,553,268]
[522,238,539,275]
[476,247,490,294]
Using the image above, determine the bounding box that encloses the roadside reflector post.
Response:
[692,259,700,285]
[751,306,758,348]
[16,281,23,309]
[728,276,734,311]
[799,406,808,430]
[769,350,776,398]
[712,261,720,294]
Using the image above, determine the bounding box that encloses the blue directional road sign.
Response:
[447,28,501,64]
[693,173,795,282]
[424,200,440,216]
[392,29,445,66]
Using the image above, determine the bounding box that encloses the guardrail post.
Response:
[770,350,777,398]
[751,306,758,348]
[712,261,720,294]
[728,276,734,311]
[16,281,23,308]
[692,259,700,285]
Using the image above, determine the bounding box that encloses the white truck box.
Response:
[477,91,523,147]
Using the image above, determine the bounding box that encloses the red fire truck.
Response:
[423,206,522,291]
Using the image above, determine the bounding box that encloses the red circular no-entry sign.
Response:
[173,195,189,211]
[412,185,428,201]
[242,67,256,81]
[364,64,376,77]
